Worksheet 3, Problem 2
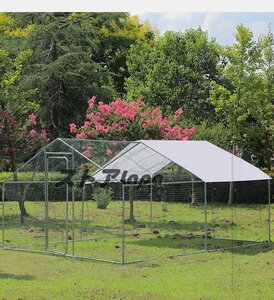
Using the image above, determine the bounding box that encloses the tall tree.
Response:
[13,13,114,137]
[92,14,156,95]
[126,28,223,123]
[4,13,156,137]
[210,24,274,204]
[210,24,273,167]
[260,28,274,170]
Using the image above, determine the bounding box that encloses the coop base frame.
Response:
[1,235,270,265]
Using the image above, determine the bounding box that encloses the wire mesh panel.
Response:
[68,139,135,262]
[2,151,46,252]
[206,180,270,250]
[122,164,207,263]
[72,182,124,263]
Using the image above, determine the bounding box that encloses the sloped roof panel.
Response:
[140,140,270,182]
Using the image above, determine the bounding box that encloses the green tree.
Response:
[210,25,273,167]
[126,28,223,123]
[193,121,232,151]
[210,24,274,204]
[4,13,156,137]
[13,13,115,137]
[93,14,156,95]
[260,28,274,170]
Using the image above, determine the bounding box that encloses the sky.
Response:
[134,13,274,45]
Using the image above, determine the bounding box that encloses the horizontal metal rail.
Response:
[45,152,73,156]
[4,246,122,264]
[123,241,269,264]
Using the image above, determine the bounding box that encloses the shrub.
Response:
[93,187,113,209]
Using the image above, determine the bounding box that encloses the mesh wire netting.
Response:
[1,138,271,263]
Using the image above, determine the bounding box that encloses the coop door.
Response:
[45,156,71,255]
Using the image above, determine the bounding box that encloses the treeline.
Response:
[0,12,273,170]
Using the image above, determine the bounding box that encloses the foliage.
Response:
[0,172,66,182]
[259,28,274,169]
[0,12,34,37]
[0,109,48,171]
[93,187,113,209]
[94,14,156,95]
[193,121,232,151]
[0,13,156,137]
[210,25,274,167]
[126,28,223,123]
[0,49,47,172]
[0,172,11,182]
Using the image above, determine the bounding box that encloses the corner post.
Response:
[44,151,49,253]
[71,149,75,256]
[150,176,153,233]
[268,179,271,242]
[122,184,125,264]
[2,182,5,248]
[204,182,208,252]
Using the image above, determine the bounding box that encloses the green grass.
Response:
[0,201,273,299]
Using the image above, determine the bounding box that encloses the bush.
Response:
[0,172,12,182]
[93,187,113,209]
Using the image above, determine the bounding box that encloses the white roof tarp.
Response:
[141,140,270,182]
[91,140,270,183]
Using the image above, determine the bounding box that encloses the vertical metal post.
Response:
[63,158,69,254]
[71,150,75,256]
[150,177,153,233]
[2,183,5,248]
[268,179,271,242]
[122,184,125,264]
[204,182,207,252]
[81,183,86,240]
[65,158,69,253]
[44,151,49,253]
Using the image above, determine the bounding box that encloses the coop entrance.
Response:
[45,153,73,255]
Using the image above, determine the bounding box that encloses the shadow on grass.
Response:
[0,272,35,280]
[3,214,244,240]
[4,212,267,242]
[132,219,241,233]
[126,234,273,256]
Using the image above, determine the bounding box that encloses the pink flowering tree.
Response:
[70,95,196,142]
[0,108,47,173]
[70,96,196,221]
[0,107,47,221]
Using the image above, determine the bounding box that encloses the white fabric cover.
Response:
[91,140,270,183]
[140,140,270,182]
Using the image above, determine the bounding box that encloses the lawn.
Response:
[0,201,273,299]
